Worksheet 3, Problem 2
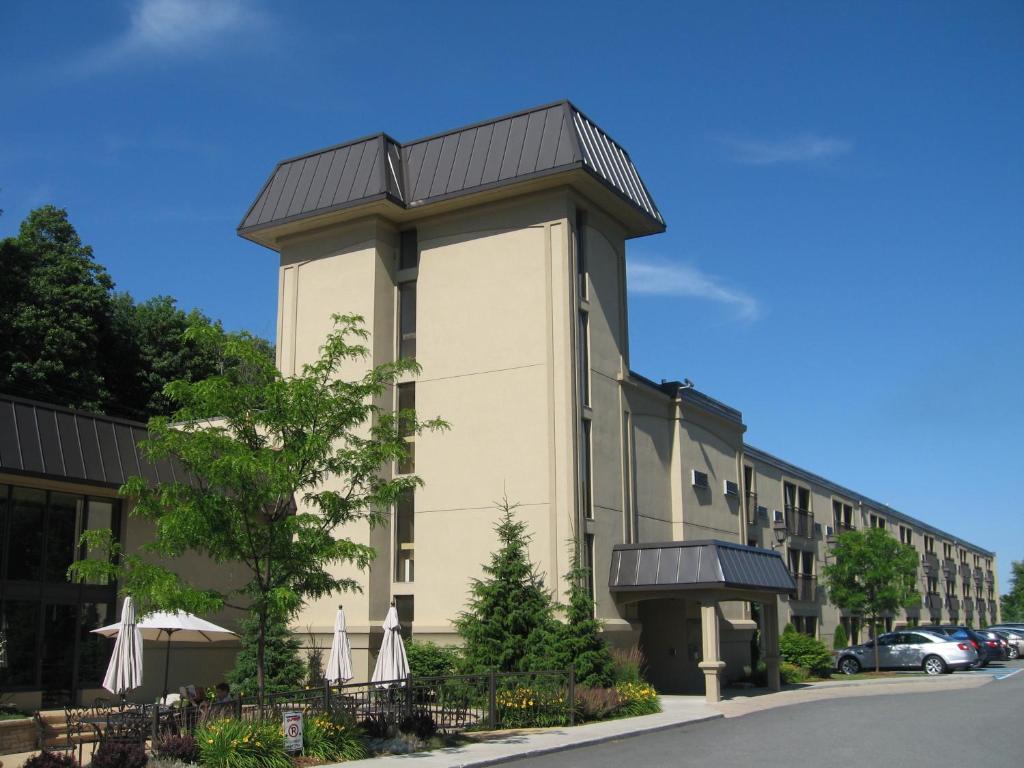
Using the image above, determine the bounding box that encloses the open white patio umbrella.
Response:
[102,596,144,696]
[371,604,409,686]
[95,609,238,698]
[324,606,353,684]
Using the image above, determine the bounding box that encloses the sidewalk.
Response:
[713,672,991,718]
[330,696,720,768]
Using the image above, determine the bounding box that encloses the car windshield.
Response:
[949,629,970,639]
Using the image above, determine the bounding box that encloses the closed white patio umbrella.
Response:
[324,606,353,684]
[102,596,144,696]
[95,609,238,698]
[371,605,409,686]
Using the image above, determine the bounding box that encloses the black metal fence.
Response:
[142,669,574,743]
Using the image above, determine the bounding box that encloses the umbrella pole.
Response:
[163,633,172,701]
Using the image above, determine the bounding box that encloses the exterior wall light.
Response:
[772,519,789,549]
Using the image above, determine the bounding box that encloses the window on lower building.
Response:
[792,615,817,637]
[394,596,414,642]
[585,533,596,613]
[398,281,416,359]
[394,491,414,583]
[580,418,593,520]
[396,382,415,474]
[578,310,590,407]
[399,229,419,271]
[840,616,860,645]
[899,525,913,546]
[870,514,886,529]
[622,411,637,543]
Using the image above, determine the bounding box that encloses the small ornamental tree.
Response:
[832,623,848,650]
[553,545,614,688]
[227,615,305,696]
[455,498,558,673]
[1001,560,1024,623]
[69,314,447,701]
[822,527,921,672]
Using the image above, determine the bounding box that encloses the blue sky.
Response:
[2,1,1022,589]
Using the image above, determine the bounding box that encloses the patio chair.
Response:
[63,706,102,765]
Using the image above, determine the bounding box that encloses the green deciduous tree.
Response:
[227,615,305,696]
[822,527,921,671]
[69,314,446,701]
[455,498,559,674]
[552,546,614,688]
[1001,560,1024,623]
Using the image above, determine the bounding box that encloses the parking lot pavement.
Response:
[954,658,1024,680]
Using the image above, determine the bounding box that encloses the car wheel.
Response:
[1008,646,1020,660]
[838,656,860,675]
[923,655,947,676]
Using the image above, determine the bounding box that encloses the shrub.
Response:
[495,685,569,728]
[398,711,437,740]
[227,616,305,697]
[614,681,660,717]
[610,646,646,684]
[405,641,462,679]
[303,712,368,762]
[779,631,833,675]
[552,548,615,688]
[780,662,809,685]
[832,624,848,650]
[574,686,621,721]
[195,718,290,768]
[89,741,148,768]
[358,714,391,740]
[783,623,797,635]
[153,735,199,764]
[25,752,79,768]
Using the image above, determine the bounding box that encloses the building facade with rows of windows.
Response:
[238,101,999,700]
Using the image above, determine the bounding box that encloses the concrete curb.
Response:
[463,714,724,768]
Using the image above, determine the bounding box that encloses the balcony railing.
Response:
[989,599,997,615]
[791,574,817,602]
[745,491,758,525]
[959,562,971,579]
[945,596,960,612]
[985,571,994,585]
[834,519,855,533]
[964,601,974,617]
[942,559,956,578]
[785,506,814,539]
[973,567,984,583]
[922,552,940,574]
[926,593,943,614]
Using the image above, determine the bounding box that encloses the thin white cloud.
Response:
[627,259,760,321]
[720,134,853,166]
[76,0,263,74]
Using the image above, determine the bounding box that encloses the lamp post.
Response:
[771,518,788,549]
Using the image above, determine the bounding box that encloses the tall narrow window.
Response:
[575,211,588,299]
[578,310,590,407]
[396,382,415,474]
[394,491,414,583]
[398,282,416,359]
[622,411,636,542]
[581,419,593,520]
[585,533,596,609]
[399,229,419,270]
[394,595,414,641]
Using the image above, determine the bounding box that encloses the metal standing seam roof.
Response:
[238,100,664,239]
[0,394,189,488]
[609,540,796,594]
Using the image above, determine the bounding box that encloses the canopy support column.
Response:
[762,596,781,692]
[698,600,726,703]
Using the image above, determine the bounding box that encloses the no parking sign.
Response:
[283,711,303,753]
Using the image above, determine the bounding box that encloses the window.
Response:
[840,616,860,645]
[585,533,596,612]
[394,491,414,583]
[899,525,913,546]
[6,486,45,581]
[924,535,935,553]
[0,600,39,685]
[943,542,953,559]
[575,211,588,299]
[870,514,886,529]
[792,616,817,637]
[622,412,637,543]
[926,576,938,593]
[833,500,854,530]
[46,493,82,582]
[396,383,415,474]
[743,466,757,524]
[578,310,590,407]
[580,419,593,520]
[398,282,416,359]
[399,229,419,271]
[394,596,414,642]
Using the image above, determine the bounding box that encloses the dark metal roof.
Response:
[609,540,795,594]
[239,101,663,239]
[627,372,744,426]
[0,394,188,489]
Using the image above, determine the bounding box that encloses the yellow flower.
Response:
[207,740,214,744]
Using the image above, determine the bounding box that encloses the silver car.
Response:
[985,627,1023,659]
[836,630,978,675]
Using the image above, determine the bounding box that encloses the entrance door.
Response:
[41,604,78,708]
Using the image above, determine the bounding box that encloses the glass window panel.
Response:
[397,441,415,475]
[398,283,416,359]
[581,419,592,519]
[77,602,115,685]
[6,487,45,581]
[83,499,118,585]
[394,492,414,583]
[578,311,590,406]
[46,493,83,582]
[0,600,40,686]
[399,229,419,271]
[394,595,414,641]
[41,603,78,708]
[397,383,415,437]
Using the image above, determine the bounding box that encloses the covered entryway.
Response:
[609,540,795,703]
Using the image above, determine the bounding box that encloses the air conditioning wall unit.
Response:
[773,509,784,523]
[724,480,739,497]
[825,525,835,536]
[691,470,709,489]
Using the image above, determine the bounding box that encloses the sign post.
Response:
[283,711,303,754]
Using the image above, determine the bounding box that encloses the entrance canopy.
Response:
[609,539,795,598]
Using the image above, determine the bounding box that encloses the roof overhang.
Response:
[609,540,796,598]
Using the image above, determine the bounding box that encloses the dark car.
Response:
[916,625,999,667]
[973,629,1010,660]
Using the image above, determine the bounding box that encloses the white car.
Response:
[835,630,978,675]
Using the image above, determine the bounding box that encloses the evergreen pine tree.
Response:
[227,615,305,696]
[455,497,558,673]
[832,623,849,650]
[553,545,614,687]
